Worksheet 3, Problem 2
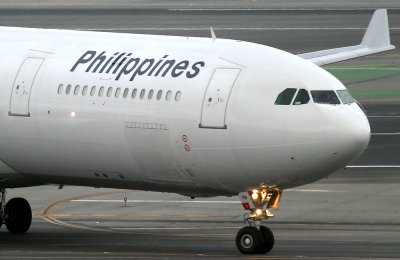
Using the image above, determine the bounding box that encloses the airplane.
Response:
[0,9,394,254]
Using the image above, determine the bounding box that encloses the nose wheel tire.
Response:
[236,226,274,254]
[5,197,32,234]
[259,225,274,253]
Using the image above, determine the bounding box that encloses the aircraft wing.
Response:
[299,9,395,66]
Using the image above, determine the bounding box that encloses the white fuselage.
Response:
[0,27,370,197]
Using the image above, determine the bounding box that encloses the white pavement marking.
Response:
[71,199,239,203]
[347,165,400,168]
[286,189,348,193]
[77,27,400,32]
[71,189,348,204]
[368,116,400,118]
[372,133,400,136]
[329,68,400,70]
[113,227,237,230]
[169,8,400,11]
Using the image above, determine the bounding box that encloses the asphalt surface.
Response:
[1,179,400,259]
[1,8,400,53]
[0,2,400,259]
[1,0,400,10]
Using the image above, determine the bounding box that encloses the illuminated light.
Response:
[251,190,258,200]
[261,190,267,201]
[242,202,251,210]
[70,111,76,118]
[256,209,262,216]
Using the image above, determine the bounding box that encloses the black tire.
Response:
[259,225,275,253]
[236,226,263,254]
[5,197,32,234]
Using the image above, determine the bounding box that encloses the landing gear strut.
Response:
[0,188,32,233]
[236,186,282,254]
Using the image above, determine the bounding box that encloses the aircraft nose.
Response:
[324,103,370,164]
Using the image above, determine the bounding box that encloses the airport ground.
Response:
[0,1,400,259]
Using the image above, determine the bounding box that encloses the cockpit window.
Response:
[311,90,340,105]
[275,88,297,105]
[292,89,310,105]
[337,89,355,104]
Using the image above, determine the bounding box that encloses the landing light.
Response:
[70,111,76,118]
[251,190,258,200]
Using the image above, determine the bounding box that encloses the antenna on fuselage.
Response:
[210,26,216,41]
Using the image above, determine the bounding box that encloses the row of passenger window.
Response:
[275,88,354,105]
[57,84,182,102]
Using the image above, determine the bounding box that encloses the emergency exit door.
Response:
[200,68,240,129]
[9,57,44,117]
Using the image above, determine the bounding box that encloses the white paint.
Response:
[71,199,239,203]
[169,8,400,11]
[372,133,400,136]
[347,165,400,168]
[368,115,400,118]
[286,189,348,193]
[77,27,400,32]
[329,68,400,70]
[113,227,238,230]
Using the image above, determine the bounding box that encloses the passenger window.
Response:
[148,89,154,100]
[115,88,121,98]
[107,87,113,97]
[337,89,354,104]
[57,84,63,94]
[82,85,88,96]
[140,89,146,99]
[175,91,182,102]
[90,86,96,96]
[98,87,104,97]
[132,88,137,99]
[311,90,340,105]
[156,90,163,100]
[275,88,297,105]
[293,89,310,105]
[66,84,72,95]
[74,85,80,95]
[123,88,129,98]
[166,91,172,101]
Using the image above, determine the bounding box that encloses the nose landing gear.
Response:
[236,186,282,254]
[0,188,32,233]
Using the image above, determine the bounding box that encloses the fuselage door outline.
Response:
[9,57,45,117]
